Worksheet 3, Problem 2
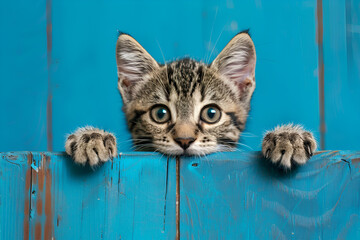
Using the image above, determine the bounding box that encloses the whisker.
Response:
[156,40,167,65]
[205,6,219,63]
[207,25,226,64]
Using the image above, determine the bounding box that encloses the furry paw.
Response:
[65,127,117,167]
[262,124,317,170]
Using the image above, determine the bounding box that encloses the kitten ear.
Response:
[211,32,256,101]
[116,34,159,103]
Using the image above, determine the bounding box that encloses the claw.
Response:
[304,142,312,158]
[308,145,313,156]
[265,149,271,159]
[109,149,113,160]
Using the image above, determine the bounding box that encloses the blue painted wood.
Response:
[49,0,321,152]
[323,0,360,150]
[0,0,48,151]
[180,151,360,239]
[2,151,360,239]
[0,153,32,239]
[1,0,330,153]
[200,0,320,151]
[49,0,205,152]
[0,152,176,239]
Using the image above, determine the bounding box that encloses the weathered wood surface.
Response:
[1,151,360,239]
[180,151,360,239]
[0,152,176,239]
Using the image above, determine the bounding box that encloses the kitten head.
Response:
[116,32,256,156]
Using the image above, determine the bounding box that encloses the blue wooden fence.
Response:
[1,0,359,152]
[1,1,360,239]
[1,151,360,239]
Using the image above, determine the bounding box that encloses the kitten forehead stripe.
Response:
[190,65,204,97]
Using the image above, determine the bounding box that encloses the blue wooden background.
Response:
[0,0,359,151]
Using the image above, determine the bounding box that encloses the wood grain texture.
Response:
[180,151,360,239]
[0,153,32,240]
[1,0,359,151]
[0,152,176,240]
[2,151,360,239]
[1,0,332,152]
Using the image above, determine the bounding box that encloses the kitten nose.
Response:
[174,137,196,150]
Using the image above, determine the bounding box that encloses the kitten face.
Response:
[116,32,256,156]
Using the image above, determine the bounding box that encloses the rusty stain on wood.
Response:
[313,150,327,155]
[35,222,42,240]
[36,199,43,216]
[352,158,360,164]
[2,152,175,239]
[44,156,53,239]
[317,0,325,150]
[38,165,45,192]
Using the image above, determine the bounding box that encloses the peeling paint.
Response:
[31,162,39,172]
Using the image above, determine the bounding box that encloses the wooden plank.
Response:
[180,151,360,239]
[322,0,360,149]
[1,152,176,239]
[0,0,322,152]
[0,152,32,239]
[2,151,360,239]
[0,0,48,152]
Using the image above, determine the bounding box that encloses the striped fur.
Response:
[116,33,256,156]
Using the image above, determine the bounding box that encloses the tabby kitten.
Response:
[65,31,317,170]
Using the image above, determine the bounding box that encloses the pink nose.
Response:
[174,138,196,150]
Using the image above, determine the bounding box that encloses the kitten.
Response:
[65,31,317,170]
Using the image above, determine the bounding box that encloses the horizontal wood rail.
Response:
[1,151,359,239]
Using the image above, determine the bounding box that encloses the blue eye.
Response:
[150,105,171,123]
[207,108,217,119]
[157,108,167,119]
[200,105,221,124]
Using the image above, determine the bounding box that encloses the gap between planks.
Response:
[317,0,325,150]
[176,156,180,240]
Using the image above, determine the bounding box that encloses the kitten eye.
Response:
[150,105,171,123]
[200,105,221,124]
